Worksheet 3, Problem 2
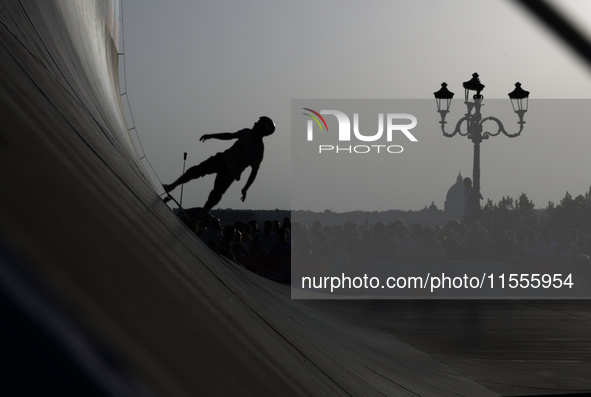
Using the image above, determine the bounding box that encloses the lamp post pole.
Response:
[434,73,530,223]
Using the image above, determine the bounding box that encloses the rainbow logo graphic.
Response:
[302,108,328,133]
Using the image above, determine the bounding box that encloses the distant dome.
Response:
[446,172,464,202]
[445,172,464,220]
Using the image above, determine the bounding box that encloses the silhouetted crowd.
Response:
[293,219,591,265]
[195,217,292,261]
[191,216,591,266]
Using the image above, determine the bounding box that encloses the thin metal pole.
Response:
[180,152,187,207]
[473,140,481,220]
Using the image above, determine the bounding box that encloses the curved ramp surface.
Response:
[1,2,591,396]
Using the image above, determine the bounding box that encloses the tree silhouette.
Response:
[482,187,591,232]
[546,188,591,230]
[482,193,535,230]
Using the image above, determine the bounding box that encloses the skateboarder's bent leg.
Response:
[201,171,235,215]
[163,153,224,193]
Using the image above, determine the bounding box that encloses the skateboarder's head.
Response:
[254,116,275,136]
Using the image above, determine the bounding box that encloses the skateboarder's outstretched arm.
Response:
[200,132,238,142]
[241,163,260,202]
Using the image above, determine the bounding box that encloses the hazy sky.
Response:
[122,0,591,212]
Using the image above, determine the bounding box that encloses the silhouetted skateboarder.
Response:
[163,116,275,218]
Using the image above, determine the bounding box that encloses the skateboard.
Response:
[160,188,214,226]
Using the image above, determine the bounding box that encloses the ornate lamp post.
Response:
[433,73,529,222]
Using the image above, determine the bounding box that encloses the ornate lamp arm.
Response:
[481,116,525,139]
[438,114,471,138]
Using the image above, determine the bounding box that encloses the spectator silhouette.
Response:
[309,220,332,256]
[218,225,236,259]
[393,223,415,260]
[249,220,260,236]
[201,217,223,250]
[282,216,292,232]
[414,226,446,263]
[271,228,291,257]
[259,220,278,253]
[368,222,396,260]
[464,222,485,261]
[463,177,482,225]
[249,237,268,256]
[520,227,539,263]
[555,230,578,263]
[291,222,312,257]
[439,220,464,260]
[343,222,364,264]
[232,229,248,257]
[537,226,558,261]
